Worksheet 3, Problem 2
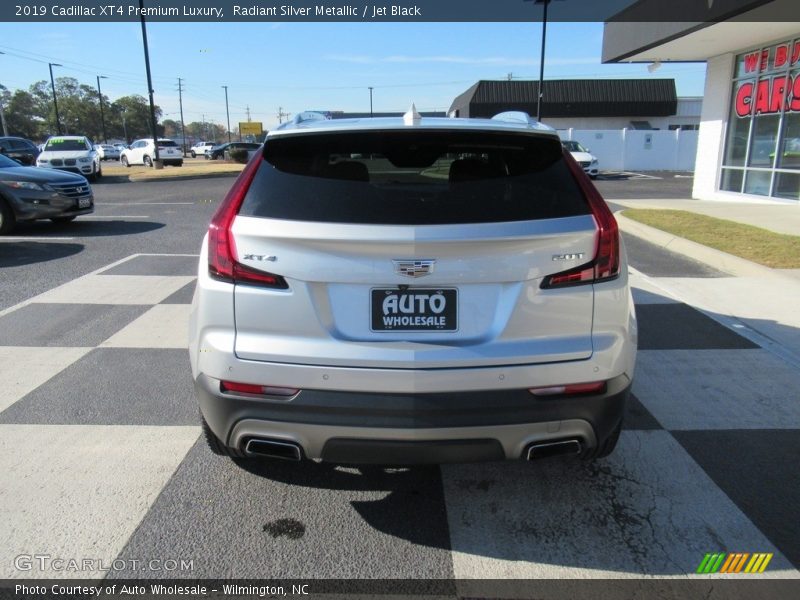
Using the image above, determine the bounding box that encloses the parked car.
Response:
[120,138,183,167]
[94,144,120,161]
[191,141,216,158]
[113,143,128,153]
[190,110,636,465]
[206,142,261,160]
[36,136,102,181]
[0,152,93,234]
[561,140,599,179]
[0,136,40,166]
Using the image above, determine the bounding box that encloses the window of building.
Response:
[720,38,800,201]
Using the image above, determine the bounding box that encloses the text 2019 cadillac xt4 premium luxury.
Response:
[189,109,637,465]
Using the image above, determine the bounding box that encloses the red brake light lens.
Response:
[220,381,299,397]
[529,381,607,397]
[207,152,288,289]
[541,151,620,289]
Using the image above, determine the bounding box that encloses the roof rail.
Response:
[491,111,554,131]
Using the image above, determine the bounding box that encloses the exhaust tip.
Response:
[525,439,582,460]
[244,438,303,461]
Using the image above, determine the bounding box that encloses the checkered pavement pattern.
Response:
[0,254,798,582]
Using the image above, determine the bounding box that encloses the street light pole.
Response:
[536,0,548,122]
[96,75,108,143]
[368,87,373,117]
[139,0,160,165]
[0,51,8,137]
[48,62,62,134]
[222,85,231,143]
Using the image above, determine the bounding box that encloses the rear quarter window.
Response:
[240,130,590,225]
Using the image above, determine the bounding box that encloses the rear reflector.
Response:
[529,381,607,397]
[220,381,299,397]
[541,151,620,289]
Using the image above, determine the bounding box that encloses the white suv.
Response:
[36,136,102,181]
[120,138,183,167]
[189,110,637,465]
[191,141,216,157]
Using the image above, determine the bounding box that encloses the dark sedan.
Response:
[0,136,40,166]
[0,153,94,235]
[206,142,261,160]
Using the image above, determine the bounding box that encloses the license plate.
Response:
[371,288,457,332]
[78,198,91,208]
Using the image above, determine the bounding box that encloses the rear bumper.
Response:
[196,372,630,463]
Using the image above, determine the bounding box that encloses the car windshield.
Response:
[561,141,588,153]
[240,130,589,225]
[0,154,20,168]
[45,138,89,151]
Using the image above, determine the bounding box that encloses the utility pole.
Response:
[277,107,290,123]
[121,109,128,144]
[0,51,8,137]
[202,114,206,141]
[177,77,187,156]
[139,0,160,165]
[246,105,251,121]
[368,87,373,117]
[48,62,62,135]
[96,75,108,143]
[222,85,231,143]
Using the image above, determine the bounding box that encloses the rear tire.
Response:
[202,417,244,458]
[584,420,622,460]
[121,155,129,168]
[0,199,16,235]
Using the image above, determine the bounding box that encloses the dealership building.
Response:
[603,0,799,203]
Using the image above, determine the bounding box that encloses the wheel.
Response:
[191,151,196,158]
[143,155,152,167]
[175,160,183,167]
[0,199,16,235]
[121,155,129,168]
[202,417,244,458]
[589,174,598,180]
[50,216,77,224]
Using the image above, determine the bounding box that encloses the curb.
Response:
[126,171,241,183]
[616,212,793,280]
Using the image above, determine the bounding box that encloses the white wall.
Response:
[693,53,734,200]
[559,129,699,171]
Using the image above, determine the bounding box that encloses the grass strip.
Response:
[622,208,800,268]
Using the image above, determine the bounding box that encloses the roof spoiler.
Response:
[276,111,330,130]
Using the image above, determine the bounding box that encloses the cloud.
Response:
[324,54,599,67]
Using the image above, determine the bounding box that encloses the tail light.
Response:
[529,381,607,397]
[541,151,620,289]
[207,152,288,289]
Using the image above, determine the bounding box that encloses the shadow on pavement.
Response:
[8,219,165,238]
[0,241,84,268]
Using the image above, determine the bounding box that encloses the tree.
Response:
[109,95,162,142]
[4,88,47,140]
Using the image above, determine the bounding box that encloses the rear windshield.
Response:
[239,130,589,225]
[158,140,179,147]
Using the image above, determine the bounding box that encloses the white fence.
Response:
[558,129,699,172]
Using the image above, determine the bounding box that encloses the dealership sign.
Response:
[735,39,800,118]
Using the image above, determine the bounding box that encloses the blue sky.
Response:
[0,21,707,129]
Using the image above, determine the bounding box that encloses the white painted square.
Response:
[101,304,191,349]
[0,347,91,414]
[30,275,195,305]
[442,431,798,583]
[634,349,800,430]
[0,424,199,578]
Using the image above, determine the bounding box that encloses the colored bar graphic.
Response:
[698,552,774,574]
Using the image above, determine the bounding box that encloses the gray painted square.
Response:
[0,348,196,425]
[441,431,796,578]
[108,441,455,580]
[160,281,196,305]
[633,349,800,430]
[0,303,149,347]
[624,393,662,430]
[637,304,758,350]
[622,233,727,278]
[675,429,800,570]
[101,255,198,277]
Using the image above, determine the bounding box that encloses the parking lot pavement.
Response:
[1,249,799,584]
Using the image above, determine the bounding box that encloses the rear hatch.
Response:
[213,129,610,369]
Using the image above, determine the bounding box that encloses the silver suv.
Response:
[189,110,637,465]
